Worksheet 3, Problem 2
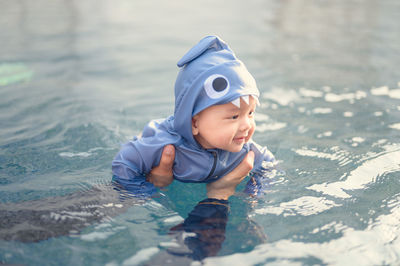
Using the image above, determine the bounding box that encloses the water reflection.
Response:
[0,183,141,242]
[0,183,267,264]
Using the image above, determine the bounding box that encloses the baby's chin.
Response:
[226,143,245,153]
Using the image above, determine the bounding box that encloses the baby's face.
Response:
[192,96,256,152]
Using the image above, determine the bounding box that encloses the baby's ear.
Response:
[191,116,199,135]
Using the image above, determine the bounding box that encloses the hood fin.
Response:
[252,95,260,106]
[231,95,260,108]
[177,36,229,68]
[231,98,241,108]
[242,95,249,105]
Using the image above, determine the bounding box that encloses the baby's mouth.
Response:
[233,136,247,143]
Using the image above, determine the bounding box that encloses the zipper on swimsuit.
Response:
[205,151,218,180]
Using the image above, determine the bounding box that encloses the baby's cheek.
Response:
[219,134,230,145]
[247,122,256,139]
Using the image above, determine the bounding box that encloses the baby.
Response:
[112,36,275,193]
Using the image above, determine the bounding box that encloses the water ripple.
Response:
[307,144,400,199]
[254,196,341,217]
[204,193,400,265]
[293,146,352,166]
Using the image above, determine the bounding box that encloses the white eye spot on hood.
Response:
[204,74,230,99]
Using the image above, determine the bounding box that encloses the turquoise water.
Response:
[1,0,400,265]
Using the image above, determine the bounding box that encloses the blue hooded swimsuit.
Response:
[112,36,275,193]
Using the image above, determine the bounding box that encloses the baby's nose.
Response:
[240,116,252,131]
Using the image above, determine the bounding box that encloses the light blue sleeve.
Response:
[112,139,164,197]
[249,141,276,173]
[112,140,151,182]
[111,118,177,185]
[245,141,277,196]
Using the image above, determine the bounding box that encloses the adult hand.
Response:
[148,145,255,198]
[206,151,255,200]
[147,144,175,187]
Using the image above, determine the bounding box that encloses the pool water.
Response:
[1,0,400,265]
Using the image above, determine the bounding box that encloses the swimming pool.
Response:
[1,0,400,265]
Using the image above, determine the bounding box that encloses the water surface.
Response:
[1,0,400,265]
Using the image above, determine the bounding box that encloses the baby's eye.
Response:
[232,115,239,120]
[249,111,255,116]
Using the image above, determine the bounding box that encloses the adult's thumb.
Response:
[159,144,175,170]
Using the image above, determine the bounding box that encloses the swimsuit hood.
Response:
[173,36,260,146]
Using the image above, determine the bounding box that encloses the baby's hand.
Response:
[147,145,175,187]
[206,151,254,200]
